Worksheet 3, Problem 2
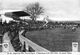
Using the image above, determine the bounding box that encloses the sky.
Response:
[0,0,80,21]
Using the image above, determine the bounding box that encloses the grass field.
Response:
[25,27,80,52]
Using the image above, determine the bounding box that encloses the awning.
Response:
[12,11,30,17]
[5,11,30,17]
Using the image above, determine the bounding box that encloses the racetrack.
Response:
[25,27,80,52]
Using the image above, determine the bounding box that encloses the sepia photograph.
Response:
[0,0,80,53]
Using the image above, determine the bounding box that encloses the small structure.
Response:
[72,42,78,52]
[2,42,9,52]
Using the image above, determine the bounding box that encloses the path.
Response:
[3,32,15,52]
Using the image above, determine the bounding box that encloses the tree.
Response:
[24,2,44,21]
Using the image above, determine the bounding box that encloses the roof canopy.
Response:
[12,11,30,17]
